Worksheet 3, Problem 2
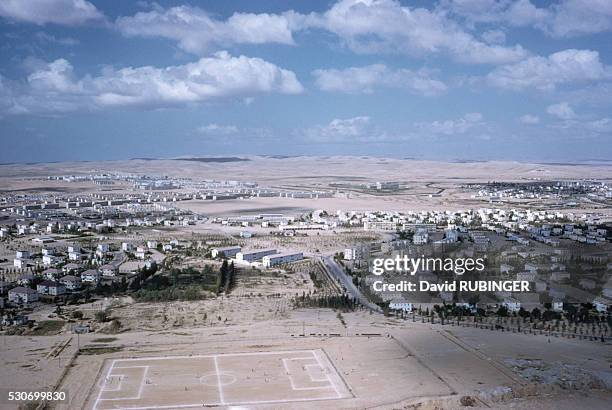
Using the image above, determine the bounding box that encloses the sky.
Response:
[0,0,611,163]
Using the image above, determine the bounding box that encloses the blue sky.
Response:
[0,0,611,163]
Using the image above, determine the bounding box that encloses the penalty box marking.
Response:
[93,349,347,410]
[95,363,149,409]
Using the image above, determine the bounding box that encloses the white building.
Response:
[81,269,101,283]
[42,254,62,266]
[211,246,242,258]
[262,252,303,268]
[344,248,364,261]
[99,264,117,277]
[16,250,30,259]
[13,258,29,269]
[68,251,82,261]
[236,249,277,263]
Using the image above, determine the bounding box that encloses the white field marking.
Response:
[213,355,225,405]
[312,350,341,399]
[93,359,116,410]
[282,357,335,391]
[110,349,322,364]
[305,363,329,383]
[96,395,343,410]
[92,350,346,410]
[97,365,150,401]
[100,375,124,392]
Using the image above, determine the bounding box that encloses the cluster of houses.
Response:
[368,242,612,316]
[1,209,198,237]
[473,180,611,202]
[1,238,169,307]
[322,208,608,248]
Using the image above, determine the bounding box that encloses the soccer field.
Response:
[93,349,352,409]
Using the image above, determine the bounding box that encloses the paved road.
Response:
[109,251,126,269]
[321,256,382,313]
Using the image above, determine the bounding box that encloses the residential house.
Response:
[60,275,82,291]
[37,280,66,296]
[8,287,39,304]
[99,264,117,277]
[81,269,101,284]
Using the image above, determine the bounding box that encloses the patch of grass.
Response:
[91,337,118,343]
[29,320,65,336]
[78,346,123,355]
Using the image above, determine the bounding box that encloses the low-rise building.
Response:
[13,258,29,269]
[211,246,241,258]
[16,250,30,259]
[262,252,303,267]
[60,275,82,291]
[236,249,277,263]
[63,263,81,273]
[42,268,60,280]
[37,280,66,296]
[43,254,62,266]
[8,287,39,304]
[81,269,101,283]
[99,264,117,277]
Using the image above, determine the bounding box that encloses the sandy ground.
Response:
[2,157,611,183]
[2,157,610,218]
[32,308,608,410]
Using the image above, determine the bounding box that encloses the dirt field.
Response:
[93,349,352,409]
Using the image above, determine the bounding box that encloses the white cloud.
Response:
[197,124,239,135]
[547,0,612,37]
[113,1,529,64]
[519,114,540,124]
[487,49,611,91]
[0,0,104,26]
[416,112,484,135]
[115,5,295,55]
[443,0,612,38]
[0,52,303,115]
[300,0,527,64]
[319,116,371,138]
[312,64,447,96]
[546,102,576,120]
[301,116,389,142]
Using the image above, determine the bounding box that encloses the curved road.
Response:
[321,256,382,313]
